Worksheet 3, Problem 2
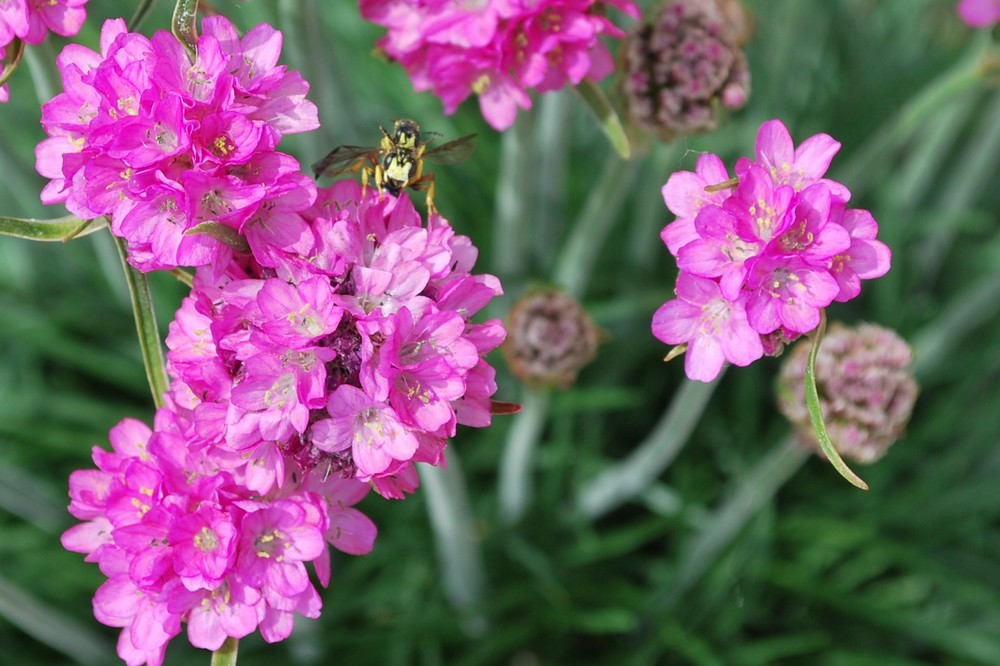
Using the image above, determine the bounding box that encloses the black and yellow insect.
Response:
[311,119,476,211]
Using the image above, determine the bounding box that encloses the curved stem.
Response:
[172,0,200,57]
[128,0,156,31]
[804,312,868,490]
[418,453,487,635]
[554,157,639,297]
[497,389,551,525]
[575,374,723,520]
[493,112,536,280]
[113,234,169,409]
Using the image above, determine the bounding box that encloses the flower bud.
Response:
[777,322,918,463]
[622,0,752,140]
[503,289,599,389]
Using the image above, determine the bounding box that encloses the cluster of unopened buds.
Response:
[45,16,506,665]
[359,0,640,130]
[652,119,892,382]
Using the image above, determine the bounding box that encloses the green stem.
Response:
[128,0,156,31]
[493,111,536,280]
[0,37,24,89]
[575,375,723,520]
[497,389,551,525]
[113,234,169,409]
[554,157,639,297]
[172,0,200,57]
[804,312,868,490]
[533,90,571,265]
[574,79,630,160]
[210,636,238,666]
[418,453,487,635]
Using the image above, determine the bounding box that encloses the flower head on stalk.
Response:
[652,119,891,381]
[35,16,318,270]
[358,0,640,130]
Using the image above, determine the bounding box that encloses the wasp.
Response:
[311,119,476,211]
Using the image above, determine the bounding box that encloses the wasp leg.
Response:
[409,171,438,213]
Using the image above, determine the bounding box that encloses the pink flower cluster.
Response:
[652,119,891,382]
[63,412,375,666]
[62,180,505,662]
[358,0,640,130]
[36,16,318,271]
[0,0,89,102]
[51,19,507,665]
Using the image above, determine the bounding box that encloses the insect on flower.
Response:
[311,118,476,211]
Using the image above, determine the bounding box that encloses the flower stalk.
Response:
[112,234,168,410]
[210,637,238,666]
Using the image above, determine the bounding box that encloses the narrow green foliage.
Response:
[804,312,869,490]
[0,214,106,242]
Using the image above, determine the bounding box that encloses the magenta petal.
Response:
[651,299,700,345]
[685,335,725,382]
[793,133,841,183]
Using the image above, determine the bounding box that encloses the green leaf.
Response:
[186,221,251,253]
[0,214,106,242]
[574,79,631,160]
[804,311,869,490]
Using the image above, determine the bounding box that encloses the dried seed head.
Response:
[503,290,599,389]
[777,322,919,464]
[622,0,752,140]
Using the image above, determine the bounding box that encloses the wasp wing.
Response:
[423,134,477,165]
[311,145,378,179]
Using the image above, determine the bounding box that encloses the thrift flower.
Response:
[652,119,891,382]
[164,184,505,497]
[777,322,918,463]
[0,0,88,47]
[358,0,640,130]
[63,411,376,664]
[35,17,318,270]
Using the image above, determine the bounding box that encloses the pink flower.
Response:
[312,384,419,479]
[0,0,88,47]
[36,17,319,271]
[958,0,1000,26]
[653,119,892,381]
[62,409,379,663]
[652,273,763,382]
[359,0,639,130]
[162,185,504,496]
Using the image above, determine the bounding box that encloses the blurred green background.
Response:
[3,0,1000,664]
